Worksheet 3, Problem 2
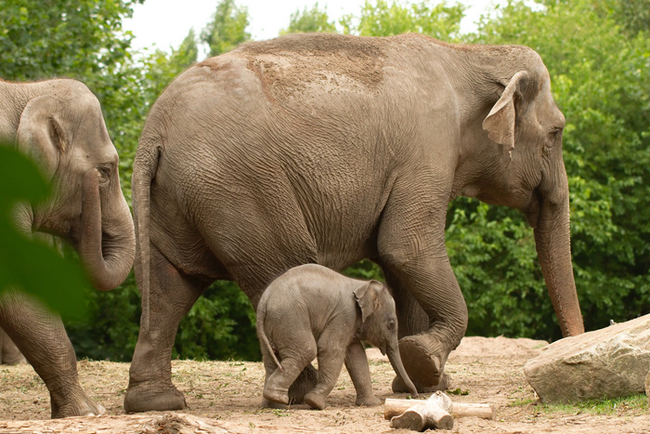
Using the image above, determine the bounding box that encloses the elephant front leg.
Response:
[377,191,468,392]
[124,247,203,413]
[345,339,381,406]
[380,257,467,392]
[0,291,104,418]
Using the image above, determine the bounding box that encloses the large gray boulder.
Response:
[524,314,650,403]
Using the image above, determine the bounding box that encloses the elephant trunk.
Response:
[386,339,419,397]
[533,166,584,337]
[78,170,135,291]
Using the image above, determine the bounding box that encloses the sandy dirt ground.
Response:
[1,336,649,433]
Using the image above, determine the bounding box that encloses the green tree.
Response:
[0,0,145,199]
[171,29,200,69]
[142,29,199,107]
[201,0,251,57]
[354,0,465,39]
[0,0,141,82]
[281,2,338,34]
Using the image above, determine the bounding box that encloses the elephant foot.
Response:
[355,394,382,407]
[287,364,318,404]
[123,382,186,413]
[263,387,290,406]
[261,398,289,409]
[398,335,448,388]
[304,391,326,410]
[52,391,105,419]
[391,372,450,394]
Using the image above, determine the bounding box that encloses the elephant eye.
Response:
[549,127,563,142]
[97,166,111,184]
[387,319,396,331]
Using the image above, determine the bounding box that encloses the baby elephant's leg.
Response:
[260,342,286,408]
[304,330,347,410]
[345,339,381,406]
[264,333,317,406]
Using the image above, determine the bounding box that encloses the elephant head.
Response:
[354,281,419,397]
[477,59,584,336]
[11,80,135,291]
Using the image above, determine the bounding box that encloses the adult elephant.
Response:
[0,78,135,417]
[126,33,584,412]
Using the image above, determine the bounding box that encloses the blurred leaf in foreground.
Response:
[0,144,88,320]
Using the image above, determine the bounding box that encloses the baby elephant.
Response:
[257,264,418,410]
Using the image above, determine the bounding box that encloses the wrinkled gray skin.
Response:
[0,78,135,418]
[126,33,584,412]
[0,327,26,365]
[257,264,418,410]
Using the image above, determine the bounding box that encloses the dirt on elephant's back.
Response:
[1,337,649,433]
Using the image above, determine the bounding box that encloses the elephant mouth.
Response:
[523,189,542,228]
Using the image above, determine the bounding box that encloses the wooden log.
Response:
[384,398,496,421]
[389,403,453,431]
[389,392,454,431]
[452,402,496,420]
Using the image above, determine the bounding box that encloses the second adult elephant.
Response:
[0,78,135,417]
[126,33,584,412]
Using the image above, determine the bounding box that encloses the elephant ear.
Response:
[16,95,67,181]
[482,70,529,151]
[354,280,385,323]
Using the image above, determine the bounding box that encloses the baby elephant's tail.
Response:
[256,307,284,372]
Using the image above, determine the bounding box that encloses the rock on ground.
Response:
[524,314,650,403]
[647,370,650,404]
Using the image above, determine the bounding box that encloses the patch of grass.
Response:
[538,394,648,415]
[447,387,469,396]
[510,398,536,407]
[272,408,290,417]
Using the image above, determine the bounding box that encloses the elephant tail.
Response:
[256,306,284,372]
[131,137,161,335]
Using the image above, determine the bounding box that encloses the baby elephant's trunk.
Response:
[387,340,419,397]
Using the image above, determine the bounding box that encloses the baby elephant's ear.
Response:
[354,280,384,323]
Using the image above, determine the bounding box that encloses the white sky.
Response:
[124,0,500,54]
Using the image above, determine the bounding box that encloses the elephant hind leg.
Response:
[260,343,317,407]
[260,339,287,408]
[125,245,205,413]
[263,334,317,406]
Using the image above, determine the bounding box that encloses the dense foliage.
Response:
[1,0,648,360]
[281,2,338,34]
[201,0,251,56]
